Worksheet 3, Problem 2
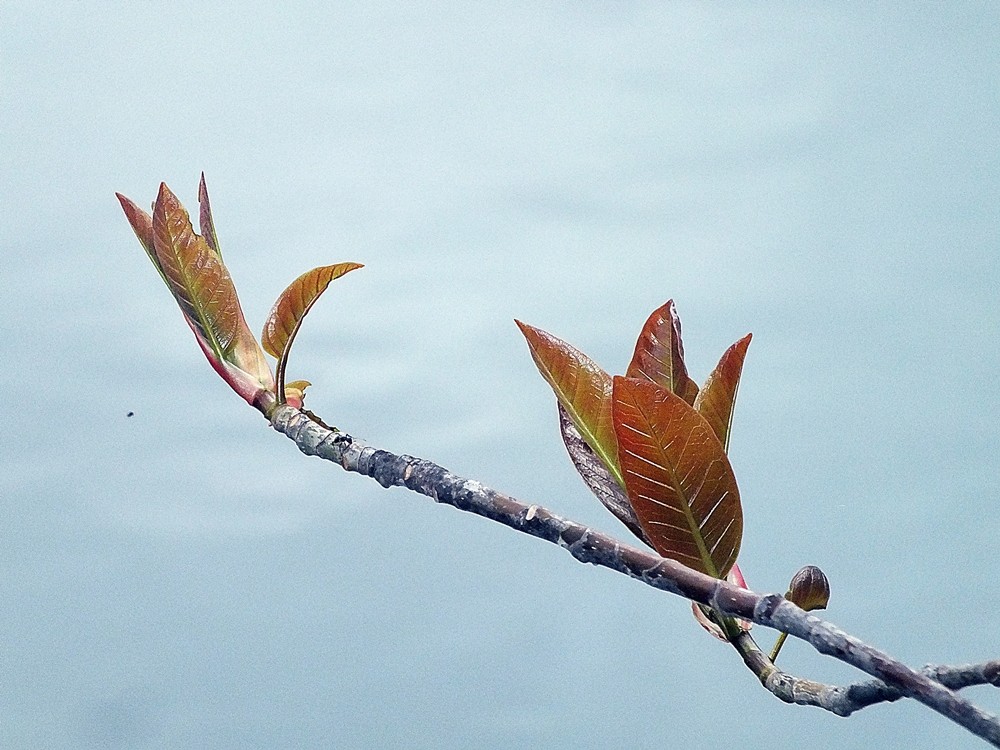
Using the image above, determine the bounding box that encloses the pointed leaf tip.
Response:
[694,333,752,452]
[612,375,742,578]
[198,172,221,258]
[117,192,156,263]
[262,263,365,359]
[626,300,699,405]
[262,262,364,402]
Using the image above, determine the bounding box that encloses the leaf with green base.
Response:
[612,375,742,579]
[262,263,364,404]
[516,321,621,487]
[117,181,274,410]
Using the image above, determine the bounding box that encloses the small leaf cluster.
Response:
[518,310,833,646]
[517,306,750,580]
[117,176,361,414]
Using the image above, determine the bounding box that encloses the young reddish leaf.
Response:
[116,193,167,286]
[283,380,312,409]
[558,404,648,543]
[516,321,622,486]
[122,182,274,407]
[198,172,221,259]
[261,263,364,401]
[694,333,752,452]
[612,376,742,578]
[261,263,364,358]
[625,300,699,405]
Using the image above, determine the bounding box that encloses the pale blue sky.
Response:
[1,3,999,748]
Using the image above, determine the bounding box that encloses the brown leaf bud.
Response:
[785,565,831,612]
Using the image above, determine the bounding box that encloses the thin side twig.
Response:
[270,405,1000,747]
[731,632,1000,716]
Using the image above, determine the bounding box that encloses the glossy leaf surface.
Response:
[151,184,242,358]
[118,182,274,406]
[261,263,364,359]
[558,404,647,543]
[694,333,752,451]
[198,172,221,259]
[117,193,164,285]
[625,300,699,405]
[516,321,621,485]
[612,376,742,577]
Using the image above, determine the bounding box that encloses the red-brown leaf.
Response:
[198,172,221,259]
[626,300,699,405]
[693,333,751,451]
[116,193,158,274]
[517,321,621,486]
[152,183,245,358]
[146,183,273,401]
[261,263,364,360]
[612,375,742,577]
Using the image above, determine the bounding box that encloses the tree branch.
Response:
[270,405,1000,746]
[731,631,1000,715]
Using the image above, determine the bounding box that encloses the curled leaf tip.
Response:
[262,262,364,402]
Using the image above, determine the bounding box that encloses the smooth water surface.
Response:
[2,4,998,748]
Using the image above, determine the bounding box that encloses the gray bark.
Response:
[270,404,1000,746]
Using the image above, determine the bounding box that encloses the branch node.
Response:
[755,593,787,624]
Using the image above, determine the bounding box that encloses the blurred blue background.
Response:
[2,3,998,748]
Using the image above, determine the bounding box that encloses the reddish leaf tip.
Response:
[155,182,177,209]
[626,300,698,404]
